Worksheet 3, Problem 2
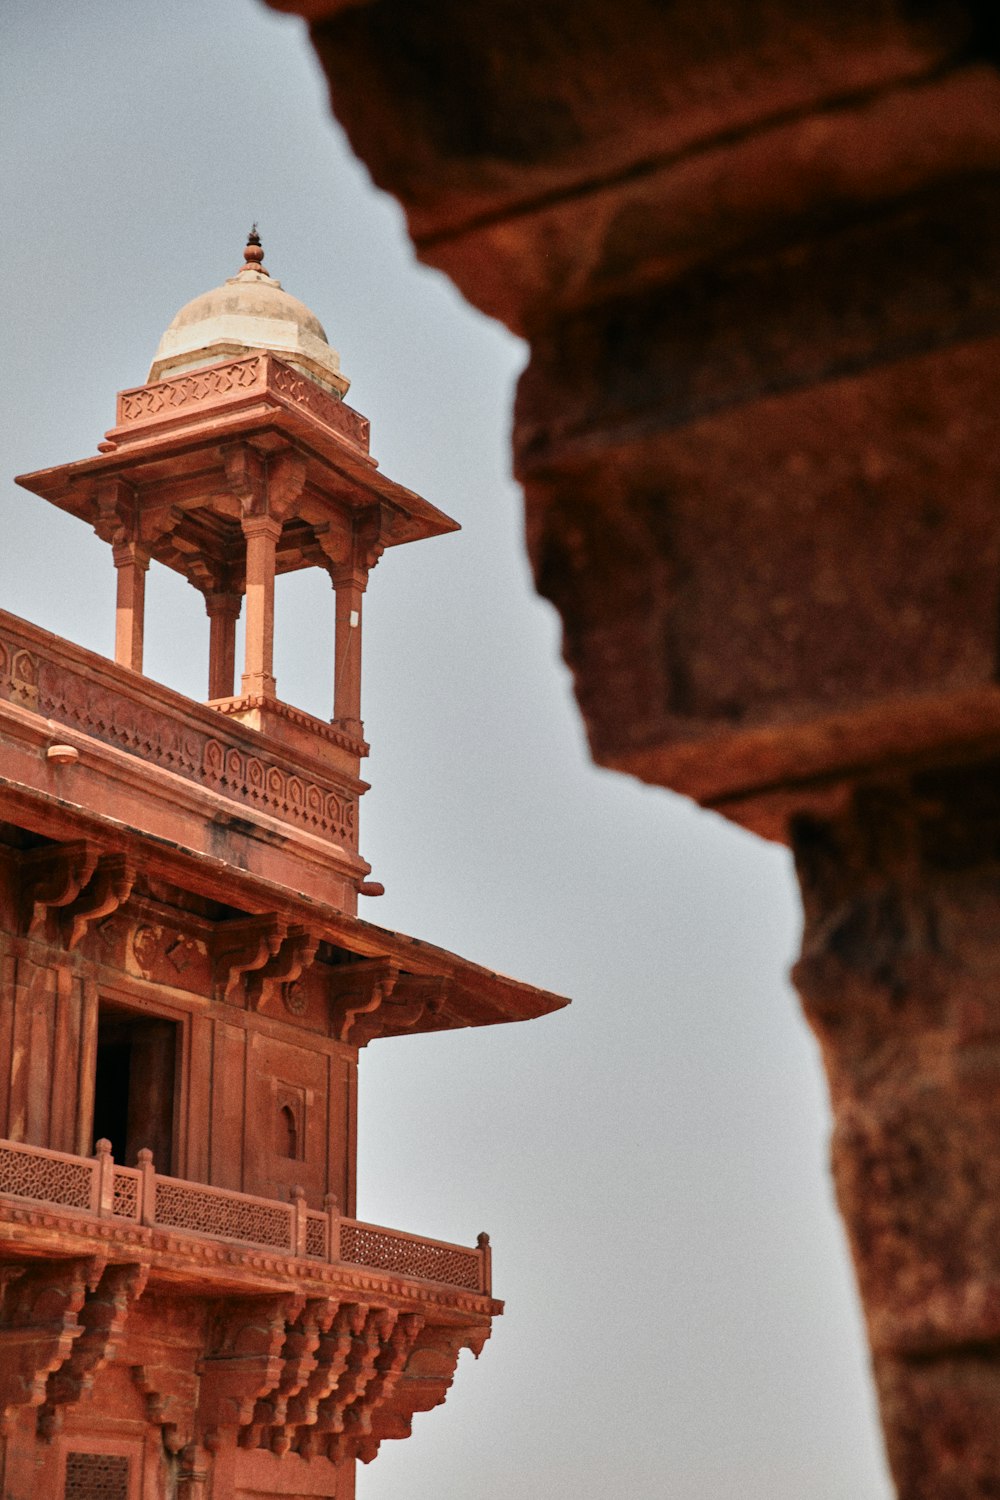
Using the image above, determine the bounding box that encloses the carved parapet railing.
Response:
[0,1136,491,1296]
[111,352,371,454]
[338,1220,489,1295]
[0,609,361,851]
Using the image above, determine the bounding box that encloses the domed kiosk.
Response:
[149,229,349,398]
[17,231,456,754]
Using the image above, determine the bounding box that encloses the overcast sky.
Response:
[2,4,893,1496]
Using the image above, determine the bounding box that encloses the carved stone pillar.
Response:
[111,538,149,674]
[331,568,364,735]
[204,591,242,701]
[240,515,281,700]
[791,759,1000,1497]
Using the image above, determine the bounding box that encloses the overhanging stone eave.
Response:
[0,702,569,1038]
[15,401,459,555]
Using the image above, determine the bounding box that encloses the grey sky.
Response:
[2,4,892,1495]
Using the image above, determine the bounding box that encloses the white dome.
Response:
[148,234,348,397]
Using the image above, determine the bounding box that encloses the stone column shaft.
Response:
[205,591,242,701]
[111,539,149,674]
[240,515,281,699]
[332,570,364,734]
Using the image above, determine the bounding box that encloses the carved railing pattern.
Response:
[0,1139,95,1212]
[268,359,370,448]
[0,614,358,851]
[118,357,262,422]
[112,1167,140,1220]
[340,1221,483,1291]
[0,1136,489,1293]
[116,353,371,451]
[305,1209,328,1260]
[154,1174,293,1248]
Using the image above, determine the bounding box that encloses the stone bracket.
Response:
[21,841,100,939]
[351,972,450,1047]
[38,1261,147,1439]
[197,1293,304,1439]
[246,925,320,1013]
[212,915,288,1003]
[63,853,136,952]
[0,1257,92,1423]
[239,1296,338,1454]
[328,960,399,1045]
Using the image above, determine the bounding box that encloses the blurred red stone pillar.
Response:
[267,0,1000,1488]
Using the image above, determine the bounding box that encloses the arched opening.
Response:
[277,1103,298,1160]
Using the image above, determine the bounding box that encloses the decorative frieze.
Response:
[0,616,358,851]
[114,353,371,453]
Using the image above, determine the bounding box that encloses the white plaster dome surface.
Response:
[149,241,348,397]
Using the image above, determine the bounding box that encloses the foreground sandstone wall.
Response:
[263,2,1000,1491]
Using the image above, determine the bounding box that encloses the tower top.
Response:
[148,229,349,398]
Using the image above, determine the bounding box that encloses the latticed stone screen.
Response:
[340,1224,481,1290]
[305,1211,327,1259]
[112,1169,139,1220]
[64,1452,129,1500]
[154,1177,292,1248]
[0,1142,92,1210]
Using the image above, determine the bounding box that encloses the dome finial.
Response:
[242,225,268,276]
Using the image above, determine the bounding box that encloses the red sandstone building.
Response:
[0,233,565,1500]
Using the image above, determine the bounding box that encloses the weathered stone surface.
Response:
[262,1,1000,1490]
[274,0,1000,831]
[793,762,1000,1495]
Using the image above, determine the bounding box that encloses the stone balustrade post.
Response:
[324,1192,341,1263]
[138,1147,156,1227]
[476,1231,492,1296]
[291,1184,307,1257]
[94,1137,114,1217]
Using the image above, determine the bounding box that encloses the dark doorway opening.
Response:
[93,1002,178,1170]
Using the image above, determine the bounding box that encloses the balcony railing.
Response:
[0,609,360,852]
[0,1136,490,1296]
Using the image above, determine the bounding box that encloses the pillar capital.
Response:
[111,537,150,572]
[239,512,283,543]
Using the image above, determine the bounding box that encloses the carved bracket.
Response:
[131,1359,200,1456]
[212,915,288,1003]
[357,1322,482,1464]
[21,841,100,938]
[246,925,320,1013]
[239,1296,338,1454]
[0,1258,92,1424]
[93,475,137,547]
[38,1261,147,1439]
[62,853,136,951]
[299,1305,394,1460]
[352,973,450,1047]
[282,1301,361,1451]
[328,960,399,1045]
[197,1293,304,1440]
